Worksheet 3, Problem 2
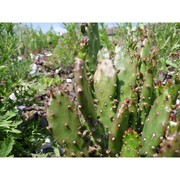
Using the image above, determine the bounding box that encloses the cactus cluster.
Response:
[46,24,180,157]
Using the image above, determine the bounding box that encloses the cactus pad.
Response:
[46,91,88,157]
[94,59,117,131]
[120,129,140,157]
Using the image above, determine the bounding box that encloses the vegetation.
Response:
[0,22,179,157]
[44,23,81,68]
[16,23,60,55]
[0,23,61,157]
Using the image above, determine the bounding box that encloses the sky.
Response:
[23,23,123,33]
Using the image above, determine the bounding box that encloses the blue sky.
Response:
[23,23,123,33]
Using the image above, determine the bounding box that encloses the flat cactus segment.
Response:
[138,70,154,129]
[140,37,153,59]
[159,133,180,157]
[128,86,138,129]
[114,46,137,108]
[94,59,117,131]
[108,98,130,157]
[140,29,153,59]
[139,33,153,76]
[46,91,88,157]
[86,23,100,72]
[74,58,107,149]
[140,91,173,157]
[74,57,97,121]
[120,129,140,157]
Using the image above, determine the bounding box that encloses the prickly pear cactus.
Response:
[114,46,138,129]
[80,23,100,73]
[108,98,130,157]
[114,47,137,108]
[140,90,173,157]
[74,57,107,151]
[46,23,180,158]
[94,58,117,132]
[46,91,88,157]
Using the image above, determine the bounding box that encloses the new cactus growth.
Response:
[120,128,140,157]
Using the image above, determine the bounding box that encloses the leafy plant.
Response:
[99,23,115,50]
[44,23,81,68]
[0,137,15,157]
[0,23,19,65]
[147,23,180,70]
[15,23,60,55]
[0,23,55,157]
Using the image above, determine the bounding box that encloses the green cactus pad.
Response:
[140,90,173,157]
[128,88,138,129]
[86,23,100,73]
[138,69,154,129]
[74,57,107,150]
[114,46,137,107]
[46,91,88,157]
[74,57,97,122]
[108,98,130,157]
[94,59,117,131]
[139,33,153,76]
[120,129,140,157]
[140,37,153,59]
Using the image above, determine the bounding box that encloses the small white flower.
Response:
[176,99,180,105]
[9,93,17,101]
[66,79,72,83]
[29,63,38,75]
[169,121,178,127]
[46,53,52,57]
[45,138,51,143]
